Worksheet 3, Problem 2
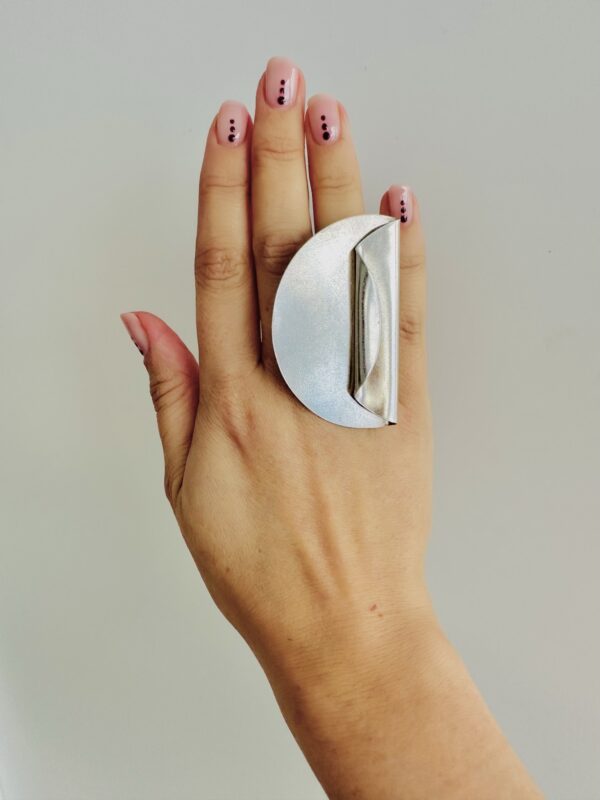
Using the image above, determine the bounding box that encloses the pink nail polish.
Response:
[120,312,148,356]
[216,101,248,146]
[308,95,340,145]
[264,56,299,108]
[387,185,413,225]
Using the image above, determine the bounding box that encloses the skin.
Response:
[123,59,543,799]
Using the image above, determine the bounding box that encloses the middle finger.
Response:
[252,56,312,370]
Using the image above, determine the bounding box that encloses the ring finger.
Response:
[306,94,364,230]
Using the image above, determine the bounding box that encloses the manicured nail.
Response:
[308,95,340,145]
[387,185,413,225]
[264,56,299,108]
[120,312,148,356]
[216,100,248,146]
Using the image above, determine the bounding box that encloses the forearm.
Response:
[262,604,542,800]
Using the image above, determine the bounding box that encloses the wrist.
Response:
[259,603,449,796]
[258,598,542,800]
[259,585,443,727]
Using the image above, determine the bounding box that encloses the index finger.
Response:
[195,101,260,388]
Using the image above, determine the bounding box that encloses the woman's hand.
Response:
[122,57,542,799]
[123,56,431,661]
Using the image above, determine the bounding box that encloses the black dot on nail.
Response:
[279,87,285,93]
[230,125,235,132]
[321,123,328,130]
[228,134,235,142]
[321,114,326,120]
[277,96,285,105]
[280,78,285,84]
[323,131,330,140]
[229,119,234,123]
[401,215,407,223]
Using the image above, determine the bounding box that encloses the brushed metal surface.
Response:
[272,214,400,428]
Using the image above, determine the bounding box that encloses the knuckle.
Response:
[199,170,248,197]
[253,133,304,165]
[254,230,307,277]
[149,373,189,415]
[399,313,424,345]
[207,382,261,454]
[313,169,359,196]
[400,251,426,272]
[194,243,249,290]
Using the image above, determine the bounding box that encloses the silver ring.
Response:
[272,214,400,429]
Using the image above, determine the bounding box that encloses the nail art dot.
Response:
[279,87,285,94]
[319,113,331,141]
[401,215,407,223]
[229,118,234,124]
[280,79,286,85]
[230,125,235,132]
[277,96,285,105]
[228,134,236,142]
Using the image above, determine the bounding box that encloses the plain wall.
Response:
[1,1,599,798]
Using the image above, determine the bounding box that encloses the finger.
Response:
[379,186,428,408]
[251,57,312,370]
[306,95,364,230]
[195,101,260,388]
[121,312,199,508]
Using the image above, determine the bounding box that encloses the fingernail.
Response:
[216,100,248,146]
[308,95,340,145]
[387,185,413,225]
[120,312,148,356]
[264,56,299,108]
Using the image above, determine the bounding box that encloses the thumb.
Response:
[120,311,199,508]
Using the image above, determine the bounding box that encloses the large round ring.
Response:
[272,214,400,429]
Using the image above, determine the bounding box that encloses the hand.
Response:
[121,57,542,799]
[123,56,432,656]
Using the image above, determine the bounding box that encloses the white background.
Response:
[1,1,599,797]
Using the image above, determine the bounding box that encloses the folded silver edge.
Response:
[349,219,400,424]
